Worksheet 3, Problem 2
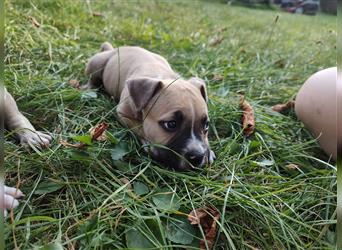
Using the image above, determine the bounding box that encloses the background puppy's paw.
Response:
[4,194,19,210]
[4,185,24,198]
[2,185,24,217]
[19,130,52,148]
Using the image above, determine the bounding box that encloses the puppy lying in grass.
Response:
[1,88,52,217]
[83,42,215,170]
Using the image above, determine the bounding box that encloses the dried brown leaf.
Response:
[239,48,246,54]
[188,208,208,225]
[212,74,224,81]
[92,12,103,17]
[119,178,132,190]
[244,241,262,250]
[217,27,228,33]
[59,139,85,149]
[89,122,109,141]
[191,31,201,39]
[285,163,299,170]
[69,79,80,89]
[275,14,279,24]
[274,59,286,68]
[209,36,224,47]
[271,100,295,113]
[114,207,127,231]
[188,206,220,250]
[240,96,255,137]
[28,16,40,28]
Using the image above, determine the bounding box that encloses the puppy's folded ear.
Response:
[188,77,208,102]
[127,77,163,111]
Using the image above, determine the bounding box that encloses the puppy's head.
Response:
[127,77,211,170]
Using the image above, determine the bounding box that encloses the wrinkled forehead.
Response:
[146,81,208,119]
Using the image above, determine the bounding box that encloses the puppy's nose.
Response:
[185,150,205,166]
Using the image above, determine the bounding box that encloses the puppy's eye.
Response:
[203,120,209,132]
[160,120,177,132]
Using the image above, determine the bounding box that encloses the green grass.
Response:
[4,0,336,249]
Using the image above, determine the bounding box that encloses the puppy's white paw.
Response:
[2,185,24,217]
[19,130,52,148]
[208,150,216,164]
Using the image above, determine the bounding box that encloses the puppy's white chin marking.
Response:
[178,158,201,170]
[178,161,191,170]
[140,139,150,153]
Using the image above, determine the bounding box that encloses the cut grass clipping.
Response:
[4,0,336,249]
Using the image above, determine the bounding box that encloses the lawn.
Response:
[4,0,336,249]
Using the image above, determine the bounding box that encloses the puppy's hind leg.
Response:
[81,49,115,90]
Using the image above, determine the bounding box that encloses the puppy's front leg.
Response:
[4,89,52,148]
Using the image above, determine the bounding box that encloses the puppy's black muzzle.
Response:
[152,146,209,171]
[184,150,206,166]
[150,126,210,171]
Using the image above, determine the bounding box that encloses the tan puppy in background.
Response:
[83,42,215,170]
[295,67,339,160]
[1,88,52,217]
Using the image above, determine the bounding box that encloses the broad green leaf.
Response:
[110,142,129,161]
[14,216,57,226]
[145,219,164,245]
[152,189,180,211]
[66,150,92,162]
[252,159,274,167]
[38,242,63,250]
[113,160,131,171]
[34,181,63,194]
[326,229,336,245]
[166,216,195,244]
[126,228,154,249]
[79,215,98,234]
[134,182,149,196]
[249,140,261,150]
[106,132,118,144]
[227,141,240,154]
[81,91,97,99]
[72,134,92,145]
